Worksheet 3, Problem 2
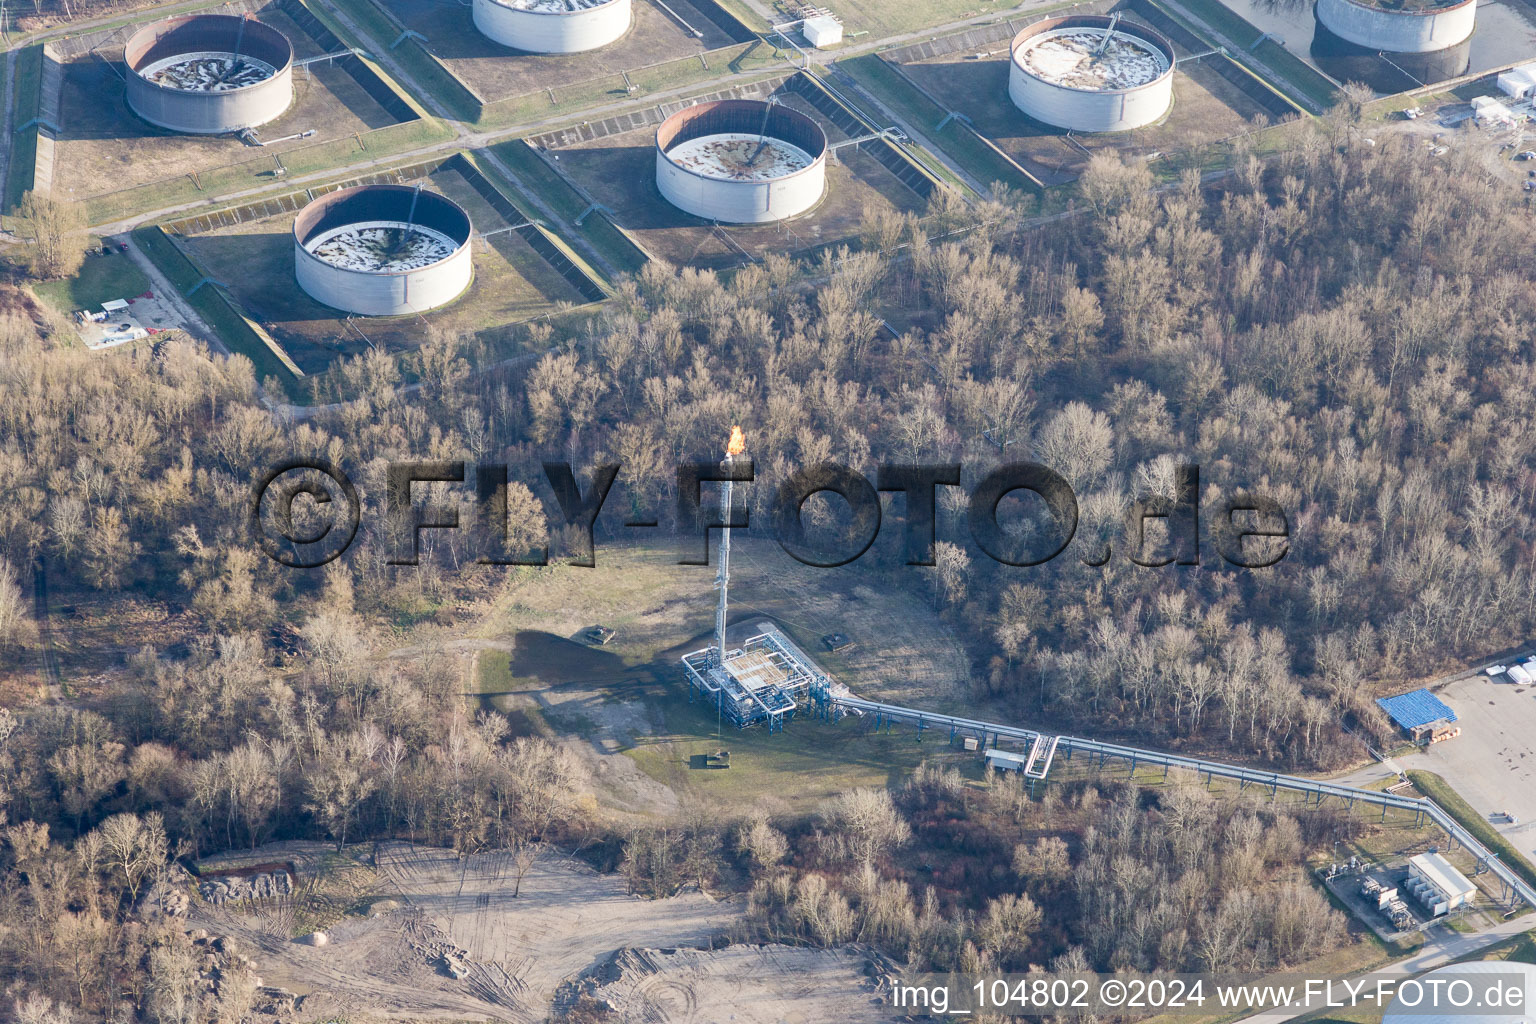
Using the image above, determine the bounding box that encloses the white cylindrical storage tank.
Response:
[125,14,294,135]
[1008,16,1175,133]
[471,0,631,53]
[655,100,828,224]
[293,185,474,317]
[1382,962,1536,1024]
[1315,0,1474,52]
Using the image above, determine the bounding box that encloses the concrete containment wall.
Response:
[655,100,827,224]
[125,14,294,134]
[1007,15,1175,133]
[293,185,474,316]
[472,0,631,53]
[1315,0,1475,53]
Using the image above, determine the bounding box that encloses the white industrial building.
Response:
[293,184,474,316]
[124,14,294,134]
[1406,852,1476,916]
[1315,0,1475,53]
[1471,94,1517,126]
[471,0,631,54]
[1382,962,1536,1024]
[802,14,843,48]
[655,99,828,223]
[1007,15,1176,133]
[1498,63,1536,100]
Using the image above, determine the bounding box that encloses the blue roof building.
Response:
[1377,689,1457,733]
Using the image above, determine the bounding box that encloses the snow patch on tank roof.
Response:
[139,52,278,91]
[665,133,814,181]
[487,0,617,12]
[304,222,460,272]
[1017,28,1169,90]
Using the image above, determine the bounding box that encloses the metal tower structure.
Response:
[714,426,745,663]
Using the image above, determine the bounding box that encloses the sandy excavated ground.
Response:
[564,945,893,1022]
[188,840,885,1022]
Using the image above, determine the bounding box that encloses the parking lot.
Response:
[1405,670,1536,863]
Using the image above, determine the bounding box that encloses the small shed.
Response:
[984,749,1029,773]
[101,298,131,314]
[802,14,843,47]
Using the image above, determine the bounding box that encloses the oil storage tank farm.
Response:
[1008,15,1175,133]
[656,100,828,224]
[1315,0,1475,53]
[472,0,632,53]
[125,14,294,134]
[293,185,474,316]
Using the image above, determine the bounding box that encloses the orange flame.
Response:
[726,426,746,456]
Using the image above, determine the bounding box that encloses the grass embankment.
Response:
[4,44,44,213]
[486,140,649,277]
[1407,770,1536,891]
[1163,0,1339,111]
[131,226,304,399]
[318,0,482,123]
[32,249,150,313]
[837,54,1036,195]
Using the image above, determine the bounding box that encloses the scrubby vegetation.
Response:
[2,118,1534,1019]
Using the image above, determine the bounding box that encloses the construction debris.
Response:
[199,870,292,905]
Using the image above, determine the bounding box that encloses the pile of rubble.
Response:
[185,928,304,1016]
[407,923,473,980]
[199,870,292,905]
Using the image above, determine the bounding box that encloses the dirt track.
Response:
[184,840,896,1022]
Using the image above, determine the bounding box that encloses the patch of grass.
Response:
[483,696,556,738]
[474,41,776,131]
[83,116,453,227]
[1406,770,1536,892]
[827,0,1019,39]
[626,695,962,812]
[32,250,150,314]
[1469,931,1536,965]
[475,648,541,695]
[486,139,649,276]
[838,54,1036,194]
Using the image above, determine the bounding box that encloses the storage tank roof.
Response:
[1015,26,1170,90]
[484,0,619,11]
[664,133,814,180]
